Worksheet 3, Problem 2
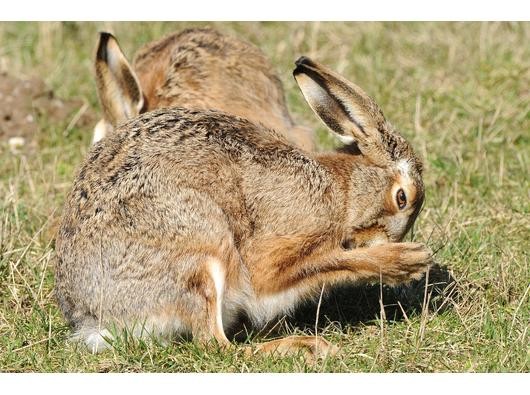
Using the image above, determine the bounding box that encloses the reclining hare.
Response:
[55,56,432,358]
[93,28,314,151]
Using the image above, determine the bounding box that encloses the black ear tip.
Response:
[293,56,314,77]
[98,31,114,43]
[295,56,314,67]
[96,32,116,61]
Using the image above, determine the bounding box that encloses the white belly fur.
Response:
[222,284,313,328]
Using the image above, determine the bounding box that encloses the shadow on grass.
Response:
[291,263,457,329]
[231,263,458,340]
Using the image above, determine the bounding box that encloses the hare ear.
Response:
[95,32,144,128]
[293,57,390,163]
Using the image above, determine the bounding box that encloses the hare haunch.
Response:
[55,56,431,358]
[93,28,314,151]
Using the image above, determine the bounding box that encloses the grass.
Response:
[0,22,528,372]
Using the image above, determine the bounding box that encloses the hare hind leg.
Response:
[142,254,232,348]
[245,336,339,362]
[189,256,231,347]
[68,319,114,354]
[66,253,232,352]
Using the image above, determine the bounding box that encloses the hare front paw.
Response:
[376,242,433,285]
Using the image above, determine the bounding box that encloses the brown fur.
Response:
[93,28,314,151]
[55,57,430,359]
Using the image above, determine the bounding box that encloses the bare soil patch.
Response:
[0,72,94,152]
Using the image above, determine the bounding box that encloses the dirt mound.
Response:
[0,72,95,152]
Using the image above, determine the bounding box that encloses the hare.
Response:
[55,56,432,358]
[93,28,314,151]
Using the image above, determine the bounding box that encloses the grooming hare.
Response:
[93,28,314,151]
[55,57,431,358]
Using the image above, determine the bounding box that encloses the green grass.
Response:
[0,22,528,372]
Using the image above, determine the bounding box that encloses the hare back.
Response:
[133,28,294,134]
[71,108,334,240]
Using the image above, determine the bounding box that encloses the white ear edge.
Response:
[135,92,145,114]
[335,134,356,144]
[92,119,110,144]
[297,72,328,103]
[106,42,122,74]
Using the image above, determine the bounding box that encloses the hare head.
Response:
[92,29,314,150]
[294,56,424,248]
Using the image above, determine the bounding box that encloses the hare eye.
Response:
[396,188,407,210]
